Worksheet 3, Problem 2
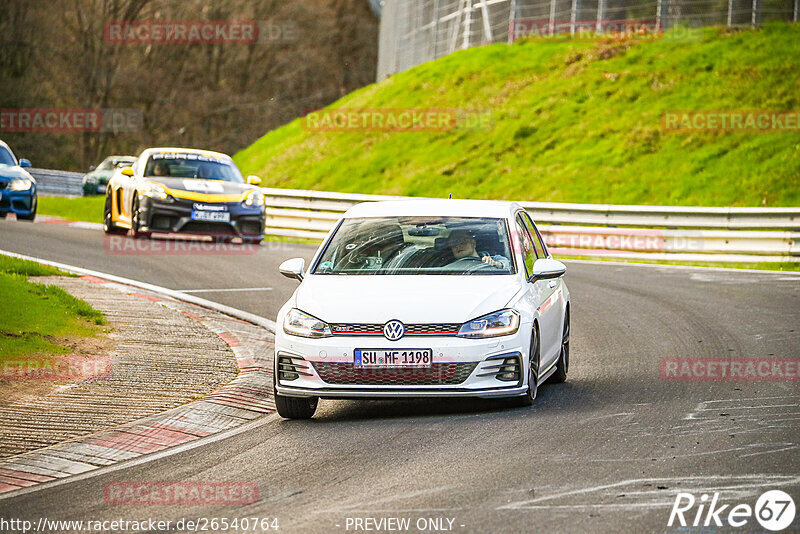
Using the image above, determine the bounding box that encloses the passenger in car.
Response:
[446,229,510,269]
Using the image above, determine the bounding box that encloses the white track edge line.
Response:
[0,249,277,332]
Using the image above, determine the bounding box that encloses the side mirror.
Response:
[279,258,305,282]
[19,159,31,168]
[529,258,566,281]
[246,175,262,186]
[120,167,134,177]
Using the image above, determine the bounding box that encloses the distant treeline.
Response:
[0,0,378,170]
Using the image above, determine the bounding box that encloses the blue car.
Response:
[0,140,37,221]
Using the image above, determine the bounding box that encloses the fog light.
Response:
[497,357,521,382]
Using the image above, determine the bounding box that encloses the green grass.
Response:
[235,23,800,207]
[38,195,104,224]
[0,255,72,277]
[0,256,105,360]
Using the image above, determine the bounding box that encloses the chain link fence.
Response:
[377,0,798,79]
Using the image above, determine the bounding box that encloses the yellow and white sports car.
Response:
[103,148,265,243]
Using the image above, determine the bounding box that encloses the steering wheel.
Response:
[449,256,494,274]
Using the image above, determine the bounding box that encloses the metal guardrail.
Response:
[22,172,798,262]
[29,168,84,197]
[260,187,800,263]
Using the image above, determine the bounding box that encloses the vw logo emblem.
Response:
[383,320,405,341]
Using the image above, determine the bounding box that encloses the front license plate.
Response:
[191,210,230,222]
[354,349,433,368]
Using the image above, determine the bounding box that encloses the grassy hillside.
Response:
[235,23,800,207]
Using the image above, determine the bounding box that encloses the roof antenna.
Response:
[448,193,452,199]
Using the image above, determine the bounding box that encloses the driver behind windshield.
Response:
[152,162,170,176]
[446,229,510,270]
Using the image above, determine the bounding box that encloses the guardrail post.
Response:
[508,0,517,43]
[462,0,472,49]
[549,0,557,35]
[596,0,606,32]
[570,0,582,34]
[751,0,761,26]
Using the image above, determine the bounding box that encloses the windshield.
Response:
[313,216,515,275]
[0,146,17,166]
[144,153,243,183]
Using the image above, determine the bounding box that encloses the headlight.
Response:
[243,190,265,207]
[139,182,172,202]
[9,178,32,191]
[283,308,332,338]
[457,309,520,338]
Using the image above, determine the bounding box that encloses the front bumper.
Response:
[274,331,530,400]
[0,186,36,216]
[138,196,265,238]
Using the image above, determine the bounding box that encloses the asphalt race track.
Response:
[1,219,799,533]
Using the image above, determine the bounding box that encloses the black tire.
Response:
[131,196,150,239]
[273,374,318,419]
[17,197,36,221]
[103,193,126,234]
[514,326,540,407]
[547,311,570,384]
[0,212,7,219]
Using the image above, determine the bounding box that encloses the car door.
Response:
[118,156,141,224]
[523,212,565,367]
[515,212,560,370]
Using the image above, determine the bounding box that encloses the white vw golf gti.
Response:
[273,199,570,419]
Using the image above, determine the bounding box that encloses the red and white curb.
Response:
[0,251,276,498]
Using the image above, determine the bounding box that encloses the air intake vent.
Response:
[476,353,522,383]
[277,354,312,382]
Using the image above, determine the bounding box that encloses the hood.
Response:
[295,275,522,324]
[0,165,34,182]
[149,177,254,198]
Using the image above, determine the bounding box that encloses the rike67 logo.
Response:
[669,490,796,531]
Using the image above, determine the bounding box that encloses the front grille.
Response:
[311,362,477,385]
[151,214,175,230]
[239,221,262,235]
[181,221,235,235]
[330,323,461,336]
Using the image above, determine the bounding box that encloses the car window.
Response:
[0,146,17,166]
[97,159,115,171]
[313,216,515,275]
[522,212,545,258]
[514,214,537,278]
[144,153,244,183]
